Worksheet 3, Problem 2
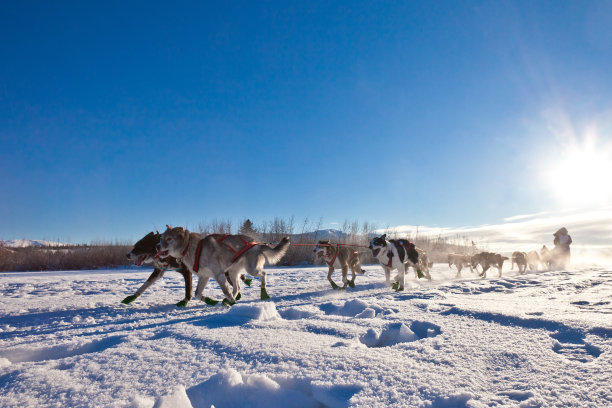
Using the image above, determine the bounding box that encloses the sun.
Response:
[541,132,612,207]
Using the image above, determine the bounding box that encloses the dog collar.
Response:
[326,244,340,267]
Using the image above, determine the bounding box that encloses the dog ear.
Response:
[166,224,172,230]
[381,234,386,239]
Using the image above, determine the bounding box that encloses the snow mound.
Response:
[360,323,419,347]
[225,302,281,322]
[320,299,387,318]
[154,369,361,408]
[359,321,442,347]
[278,305,319,320]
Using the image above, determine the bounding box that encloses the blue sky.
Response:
[2,1,612,244]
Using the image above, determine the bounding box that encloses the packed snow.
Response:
[0,263,611,407]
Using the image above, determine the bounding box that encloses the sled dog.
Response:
[158,226,290,304]
[540,245,552,270]
[124,231,192,307]
[526,250,541,271]
[511,251,528,274]
[314,240,366,290]
[471,252,508,278]
[447,253,474,278]
[368,234,431,291]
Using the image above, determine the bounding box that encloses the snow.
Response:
[0,239,66,248]
[0,264,611,407]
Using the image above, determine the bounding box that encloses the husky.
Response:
[526,250,541,271]
[540,245,552,270]
[511,251,528,274]
[313,240,366,290]
[471,252,508,278]
[124,231,192,307]
[368,234,431,291]
[158,226,290,305]
[447,253,474,278]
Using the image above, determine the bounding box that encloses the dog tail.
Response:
[261,236,291,265]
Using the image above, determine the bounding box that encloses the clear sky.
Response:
[2,1,612,244]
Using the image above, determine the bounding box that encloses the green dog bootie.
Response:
[330,281,340,290]
[391,282,399,290]
[244,278,253,286]
[348,280,355,288]
[417,269,424,279]
[222,298,235,308]
[121,294,139,304]
[235,292,242,301]
[203,297,220,306]
[260,287,271,300]
[175,300,188,307]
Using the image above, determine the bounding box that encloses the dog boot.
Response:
[175,300,188,307]
[203,297,220,306]
[222,298,235,308]
[416,269,424,279]
[235,292,242,301]
[391,282,399,290]
[330,281,340,290]
[348,279,355,288]
[121,294,139,304]
[260,287,271,300]
[243,278,253,286]
[395,286,404,292]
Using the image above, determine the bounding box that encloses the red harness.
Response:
[186,234,257,273]
[385,250,394,268]
[217,234,258,263]
[326,244,340,267]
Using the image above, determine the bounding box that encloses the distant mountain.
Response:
[0,239,67,248]
[291,229,349,241]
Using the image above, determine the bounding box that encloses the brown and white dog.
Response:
[471,252,508,278]
[158,226,290,305]
[447,253,474,278]
[368,234,431,291]
[313,240,365,290]
[511,251,528,274]
[124,231,192,307]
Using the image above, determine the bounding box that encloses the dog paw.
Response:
[235,292,242,301]
[244,278,253,286]
[260,287,271,301]
[222,298,235,308]
[121,295,138,304]
[395,287,405,292]
[348,280,355,288]
[391,282,399,290]
[175,300,188,307]
[203,297,220,306]
[330,282,340,290]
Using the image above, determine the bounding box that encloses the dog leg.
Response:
[327,267,340,290]
[122,268,165,304]
[396,264,405,291]
[340,266,349,290]
[455,264,462,278]
[260,270,271,300]
[348,266,356,288]
[194,276,210,301]
[384,267,392,287]
[175,268,192,307]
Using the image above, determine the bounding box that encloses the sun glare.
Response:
[542,131,612,206]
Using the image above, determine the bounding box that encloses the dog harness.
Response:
[385,250,393,267]
[217,234,258,263]
[325,244,340,268]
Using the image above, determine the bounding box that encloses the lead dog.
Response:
[447,253,474,278]
[511,251,528,274]
[158,226,290,305]
[313,240,366,290]
[471,252,508,278]
[368,234,431,291]
[124,231,192,307]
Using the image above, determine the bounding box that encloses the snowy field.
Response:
[0,263,611,408]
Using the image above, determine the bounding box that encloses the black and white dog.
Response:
[369,234,431,291]
[124,231,192,307]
